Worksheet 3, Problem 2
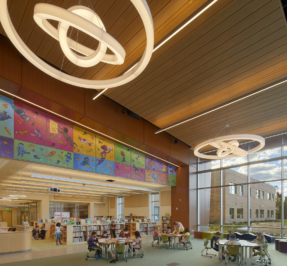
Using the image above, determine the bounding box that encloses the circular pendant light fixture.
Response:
[0,0,154,89]
[194,134,265,160]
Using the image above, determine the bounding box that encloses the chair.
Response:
[254,244,271,265]
[86,241,102,260]
[201,239,217,258]
[160,235,171,249]
[151,235,159,247]
[113,244,127,263]
[134,240,144,258]
[225,245,241,265]
[180,234,192,250]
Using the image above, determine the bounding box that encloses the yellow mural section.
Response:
[73,126,95,156]
[95,135,114,161]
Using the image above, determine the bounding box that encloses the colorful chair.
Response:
[134,240,144,258]
[160,235,171,249]
[254,244,271,265]
[113,244,127,263]
[86,241,102,260]
[201,239,217,258]
[225,245,241,265]
[151,235,159,247]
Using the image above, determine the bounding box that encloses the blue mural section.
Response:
[95,159,115,176]
[0,95,14,138]
[74,153,96,172]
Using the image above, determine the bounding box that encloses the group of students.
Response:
[32,225,46,240]
[88,227,141,263]
[211,231,268,262]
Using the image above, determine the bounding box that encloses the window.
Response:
[237,208,243,219]
[261,191,264,200]
[267,193,271,201]
[256,209,259,218]
[117,197,124,219]
[260,210,264,218]
[271,210,274,218]
[229,183,237,194]
[238,185,243,196]
[250,209,252,219]
[151,193,159,222]
[230,208,234,219]
[256,190,260,199]
[250,187,251,196]
[267,210,270,218]
[272,194,274,201]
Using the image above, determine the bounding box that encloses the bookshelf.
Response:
[161,216,171,233]
[126,222,158,237]
[125,216,146,222]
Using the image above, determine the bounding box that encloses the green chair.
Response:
[134,240,144,258]
[185,233,192,250]
[160,235,171,249]
[254,244,271,265]
[225,245,241,265]
[151,235,159,247]
[201,239,217,258]
[202,232,215,240]
[86,241,102,260]
[113,244,127,263]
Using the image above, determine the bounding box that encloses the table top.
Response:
[98,238,135,245]
[219,240,261,247]
[160,234,182,237]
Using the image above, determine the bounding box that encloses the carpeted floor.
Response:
[1,238,286,266]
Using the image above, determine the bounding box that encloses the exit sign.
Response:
[5,208,10,211]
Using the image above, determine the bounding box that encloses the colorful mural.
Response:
[115,143,130,165]
[115,163,131,178]
[145,170,168,185]
[0,94,177,186]
[95,159,114,176]
[13,102,46,146]
[131,149,145,168]
[73,153,96,172]
[46,147,73,168]
[0,95,14,138]
[47,115,74,151]
[14,139,47,163]
[73,126,95,157]
[145,156,167,173]
[0,135,14,158]
[168,165,177,176]
[130,165,145,181]
[168,175,176,186]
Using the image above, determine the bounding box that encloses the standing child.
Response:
[180,228,190,247]
[111,221,116,238]
[55,222,63,246]
[133,231,141,257]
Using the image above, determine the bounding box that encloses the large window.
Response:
[194,135,287,237]
[151,193,159,222]
[117,197,124,219]
[49,202,88,219]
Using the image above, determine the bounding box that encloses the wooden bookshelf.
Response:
[161,216,171,233]
[126,222,158,237]
[125,216,146,222]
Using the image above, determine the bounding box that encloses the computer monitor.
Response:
[8,228,16,232]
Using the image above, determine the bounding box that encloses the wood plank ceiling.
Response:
[1,0,287,149]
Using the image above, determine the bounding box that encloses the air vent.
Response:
[106,179,115,182]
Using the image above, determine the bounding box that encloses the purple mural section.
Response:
[13,102,47,146]
[0,136,14,158]
[46,115,74,151]
[130,165,145,181]
[115,163,131,178]
[145,156,168,173]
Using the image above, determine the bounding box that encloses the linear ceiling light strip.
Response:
[0,89,178,167]
[155,79,287,134]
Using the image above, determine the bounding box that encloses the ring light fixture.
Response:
[194,134,265,160]
[0,0,154,89]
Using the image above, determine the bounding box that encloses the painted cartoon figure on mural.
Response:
[58,126,77,148]
[78,136,93,146]
[17,143,30,158]
[0,110,11,121]
[80,157,90,168]
[11,103,30,122]
[120,151,126,163]
[152,173,159,181]
[64,152,72,166]
[31,129,43,141]
[133,165,139,177]
[100,145,113,159]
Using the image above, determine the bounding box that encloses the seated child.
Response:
[166,226,172,234]
[153,227,159,246]
[88,231,101,259]
[32,226,39,240]
[124,228,130,238]
[180,228,190,246]
[225,234,241,262]
[38,226,46,240]
[100,230,109,239]
[133,231,141,257]
[109,231,126,263]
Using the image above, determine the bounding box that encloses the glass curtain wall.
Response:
[194,135,287,237]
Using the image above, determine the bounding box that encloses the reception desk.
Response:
[12,225,33,231]
[0,231,32,253]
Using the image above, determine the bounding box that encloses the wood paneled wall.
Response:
[160,191,171,206]
[125,194,149,208]
[109,197,116,209]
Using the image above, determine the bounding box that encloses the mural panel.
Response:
[73,126,95,157]
[168,174,176,186]
[47,115,74,151]
[145,156,168,173]
[73,153,96,172]
[45,147,73,168]
[130,165,145,181]
[115,163,131,178]
[95,159,114,176]
[95,135,114,161]
[14,139,47,163]
[146,170,168,185]
[131,150,145,168]
[0,95,14,138]
[14,102,47,146]
[0,135,14,158]
[168,165,177,176]
[115,143,130,165]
